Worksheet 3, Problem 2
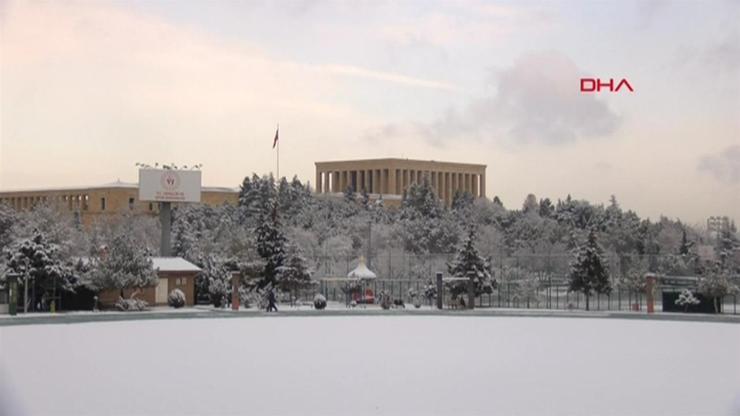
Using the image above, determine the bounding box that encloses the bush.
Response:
[313,294,327,310]
[115,296,148,312]
[168,288,186,308]
[378,291,392,310]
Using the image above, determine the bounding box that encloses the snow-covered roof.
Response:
[151,257,201,272]
[347,257,377,279]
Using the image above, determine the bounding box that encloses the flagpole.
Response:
[276,123,280,180]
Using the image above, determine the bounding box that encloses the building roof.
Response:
[315,157,486,168]
[152,257,202,272]
[0,180,238,194]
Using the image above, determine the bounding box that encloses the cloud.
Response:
[698,145,740,185]
[318,64,461,92]
[364,51,621,146]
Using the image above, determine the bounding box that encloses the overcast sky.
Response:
[1,0,738,224]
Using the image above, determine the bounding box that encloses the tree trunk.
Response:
[585,294,590,311]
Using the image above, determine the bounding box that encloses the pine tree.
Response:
[568,228,611,310]
[678,228,693,255]
[275,243,314,304]
[4,228,74,309]
[255,207,287,290]
[451,190,474,211]
[446,227,495,297]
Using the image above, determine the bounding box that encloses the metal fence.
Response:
[300,278,739,315]
[313,251,719,282]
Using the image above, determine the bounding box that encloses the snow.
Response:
[1,316,739,416]
[150,257,201,272]
[347,257,377,279]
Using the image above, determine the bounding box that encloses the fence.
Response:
[313,251,719,282]
[303,278,739,315]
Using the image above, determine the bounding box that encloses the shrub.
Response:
[379,291,392,310]
[313,294,327,310]
[168,288,186,308]
[115,296,148,312]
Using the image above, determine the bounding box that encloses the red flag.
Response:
[272,126,279,149]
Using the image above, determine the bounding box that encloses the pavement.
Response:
[1,305,739,327]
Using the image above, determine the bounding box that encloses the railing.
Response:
[298,278,739,314]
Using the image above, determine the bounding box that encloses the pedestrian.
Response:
[267,289,278,312]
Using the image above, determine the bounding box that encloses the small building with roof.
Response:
[98,257,201,308]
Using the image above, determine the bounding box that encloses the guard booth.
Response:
[0,284,9,315]
[0,272,19,315]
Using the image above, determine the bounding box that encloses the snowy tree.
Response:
[446,227,495,297]
[3,228,75,310]
[0,203,15,249]
[343,185,357,204]
[568,229,611,310]
[675,289,700,312]
[239,174,278,222]
[197,255,233,307]
[698,270,738,313]
[275,243,314,304]
[397,177,460,254]
[451,190,474,211]
[86,234,158,299]
[522,193,539,214]
[255,207,287,289]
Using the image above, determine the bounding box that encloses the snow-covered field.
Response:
[1,316,739,416]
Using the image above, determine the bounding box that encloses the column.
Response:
[472,175,479,198]
[389,169,397,194]
[316,171,322,193]
[480,171,486,198]
[381,169,388,194]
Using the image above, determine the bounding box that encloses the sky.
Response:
[0,0,738,224]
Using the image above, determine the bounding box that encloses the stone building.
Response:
[315,158,486,206]
[0,180,238,226]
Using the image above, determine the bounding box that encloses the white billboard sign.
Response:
[138,168,201,203]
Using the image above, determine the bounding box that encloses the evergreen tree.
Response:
[275,243,314,304]
[4,228,75,309]
[343,185,356,204]
[451,190,474,211]
[522,193,539,214]
[255,207,287,289]
[538,198,554,218]
[678,228,693,255]
[446,227,495,297]
[568,229,611,310]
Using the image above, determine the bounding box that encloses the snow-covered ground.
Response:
[1,316,739,416]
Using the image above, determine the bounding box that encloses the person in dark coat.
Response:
[266,290,278,312]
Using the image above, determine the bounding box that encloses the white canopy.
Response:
[347,256,377,280]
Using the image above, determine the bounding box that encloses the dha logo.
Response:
[580,78,633,93]
[160,171,180,191]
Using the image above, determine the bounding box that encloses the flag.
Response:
[272,126,279,149]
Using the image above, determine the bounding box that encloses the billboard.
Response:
[139,168,201,203]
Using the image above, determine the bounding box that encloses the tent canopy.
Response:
[347,256,377,280]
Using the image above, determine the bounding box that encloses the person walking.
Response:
[266,289,278,312]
